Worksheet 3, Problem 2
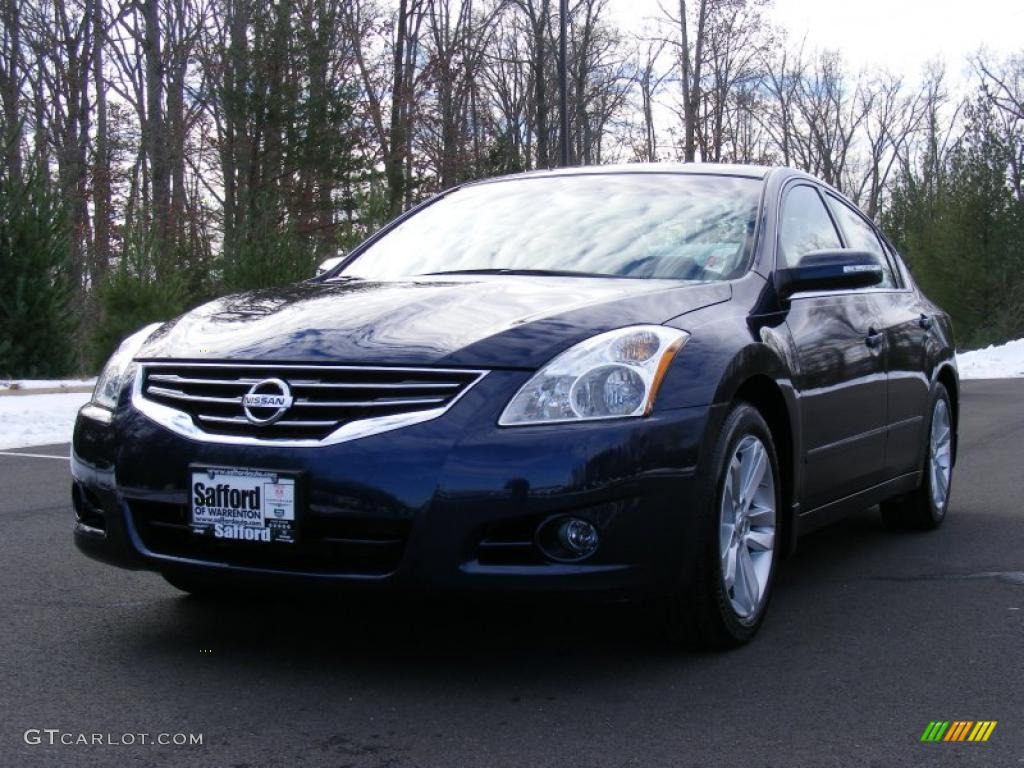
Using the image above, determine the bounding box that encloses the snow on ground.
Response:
[0,341,1020,451]
[956,338,1024,380]
[0,391,90,450]
[0,377,96,391]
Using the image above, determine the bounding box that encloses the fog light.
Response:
[558,518,599,558]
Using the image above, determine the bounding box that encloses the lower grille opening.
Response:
[129,500,409,576]
[477,518,545,566]
[72,482,107,531]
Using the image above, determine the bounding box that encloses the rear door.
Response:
[779,184,888,511]
[824,193,932,478]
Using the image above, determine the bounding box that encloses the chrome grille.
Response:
[137,363,485,443]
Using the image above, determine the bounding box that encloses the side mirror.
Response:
[777,249,883,298]
[316,255,344,277]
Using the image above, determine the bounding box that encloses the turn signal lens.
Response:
[612,329,661,362]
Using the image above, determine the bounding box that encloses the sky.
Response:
[609,0,1021,83]
[770,0,1019,79]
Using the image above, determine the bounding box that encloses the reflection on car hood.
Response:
[137,276,731,368]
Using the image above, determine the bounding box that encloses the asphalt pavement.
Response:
[1,379,1022,768]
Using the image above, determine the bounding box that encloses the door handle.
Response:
[918,313,934,330]
[866,328,884,349]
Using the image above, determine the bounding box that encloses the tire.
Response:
[663,402,782,650]
[880,383,954,530]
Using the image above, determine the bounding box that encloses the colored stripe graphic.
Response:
[921,721,950,741]
[946,721,973,741]
[921,721,996,742]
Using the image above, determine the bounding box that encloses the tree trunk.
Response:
[531,0,549,168]
[678,0,707,162]
[386,0,410,217]
[0,0,23,181]
[143,0,170,245]
[91,0,111,282]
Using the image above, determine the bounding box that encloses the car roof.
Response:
[466,163,857,211]
[473,162,777,184]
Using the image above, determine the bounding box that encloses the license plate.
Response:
[190,467,297,544]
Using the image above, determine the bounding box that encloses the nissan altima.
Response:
[71,164,958,648]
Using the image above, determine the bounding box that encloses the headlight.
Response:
[499,325,690,426]
[91,323,163,409]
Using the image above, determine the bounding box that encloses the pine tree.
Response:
[884,97,1024,348]
[0,167,75,377]
[89,229,192,371]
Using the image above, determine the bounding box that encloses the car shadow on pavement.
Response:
[776,503,898,581]
[94,505,910,691]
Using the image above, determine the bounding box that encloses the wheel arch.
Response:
[697,332,801,552]
[935,363,959,465]
[730,374,799,556]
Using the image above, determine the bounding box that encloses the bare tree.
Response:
[788,50,868,190]
[420,0,502,186]
[850,72,928,217]
[977,54,1024,200]
[23,0,95,293]
[698,0,769,162]
[513,0,552,167]
[482,7,532,170]
[627,36,668,161]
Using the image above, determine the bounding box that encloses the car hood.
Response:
[137,276,731,369]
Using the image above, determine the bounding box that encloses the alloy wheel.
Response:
[719,434,777,621]
[929,398,953,510]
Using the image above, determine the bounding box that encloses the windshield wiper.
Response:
[420,268,619,279]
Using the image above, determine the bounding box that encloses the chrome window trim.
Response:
[131,362,488,447]
[785,286,915,300]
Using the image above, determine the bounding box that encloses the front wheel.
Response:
[663,403,781,650]
[881,383,954,530]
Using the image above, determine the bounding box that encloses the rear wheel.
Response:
[881,383,953,530]
[663,403,781,650]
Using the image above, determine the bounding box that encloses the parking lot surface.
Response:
[1,379,1022,767]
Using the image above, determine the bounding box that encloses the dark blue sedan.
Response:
[71,164,958,648]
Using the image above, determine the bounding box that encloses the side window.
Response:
[882,239,912,288]
[778,185,842,269]
[825,195,898,288]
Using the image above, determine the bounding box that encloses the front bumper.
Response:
[71,370,713,596]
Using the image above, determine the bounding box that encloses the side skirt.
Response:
[795,471,922,537]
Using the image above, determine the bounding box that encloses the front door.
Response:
[778,184,888,511]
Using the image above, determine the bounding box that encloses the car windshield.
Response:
[340,173,762,281]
